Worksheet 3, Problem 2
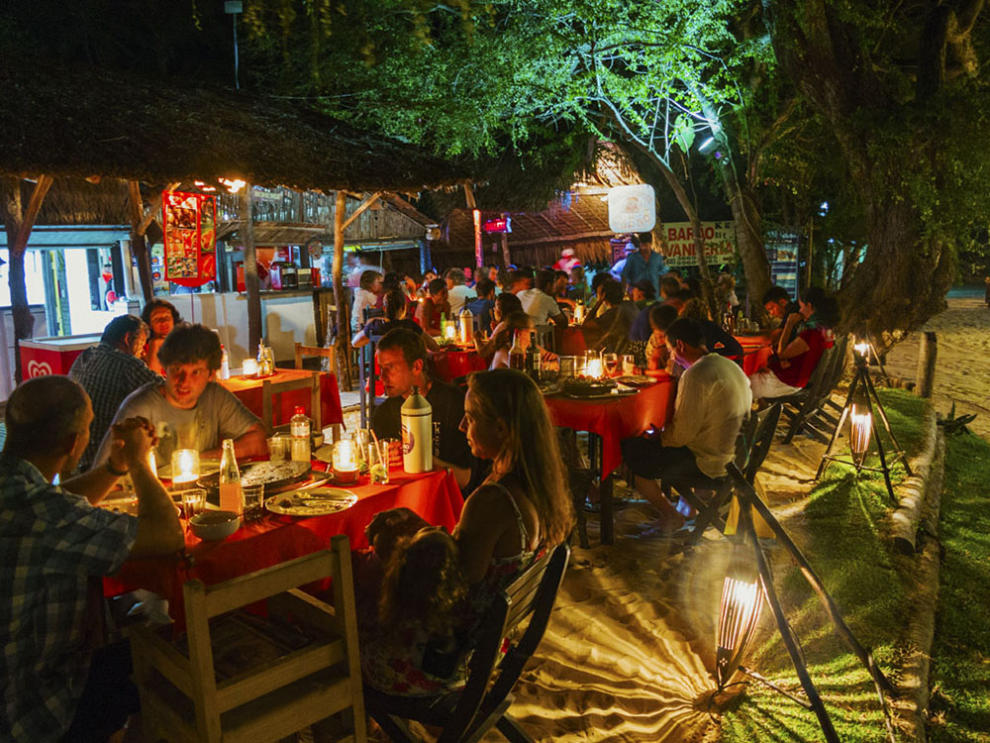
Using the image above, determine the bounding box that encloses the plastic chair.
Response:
[129,536,366,743]
[365,543,571,743]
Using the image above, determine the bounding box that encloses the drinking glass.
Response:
[381,438,402,470]
[267,434,290,462]
[175,488,206,519]
[603,353,619,378]
[559,355,578,378]
[242,484,266,521]
[622,354,636,376]
[367,443,390,485]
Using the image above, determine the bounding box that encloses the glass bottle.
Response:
[219,439,243,514]
[509,330,526,371]
[290,406,311,462]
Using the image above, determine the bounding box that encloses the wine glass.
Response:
[622,354,636,376]
[603,353,619,377]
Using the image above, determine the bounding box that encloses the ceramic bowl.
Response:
[189,510,241,541]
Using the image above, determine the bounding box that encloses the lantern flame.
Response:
[850,406,872,465]
[172,449,200,485]
[584,358,603,379]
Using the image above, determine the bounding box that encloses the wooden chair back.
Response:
[743,403,783,482]
[262,372,321,434]
[295,341,337,376]
[129,536,366,743]
[367,543,571,743]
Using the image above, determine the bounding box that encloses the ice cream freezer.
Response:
[19,334,101,378]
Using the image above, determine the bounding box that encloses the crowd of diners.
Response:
[1,233,840,740]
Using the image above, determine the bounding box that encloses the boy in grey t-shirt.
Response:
[93,324,267,467]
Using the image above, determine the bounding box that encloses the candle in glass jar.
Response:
[584,357,603,379]
[332,439,360,483]
[444,323,457,341]
[242,358,259,376]
[171,449,200,485]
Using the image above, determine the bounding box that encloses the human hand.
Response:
[109,417,157,471]
[540,350,559,363]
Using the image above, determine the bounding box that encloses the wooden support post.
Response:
[2,175,52,383]
[333,191,353,389]
[500,232,511,269]
[240,185,262,351]
[472,209,483,271]
[126,180,178,303]
[916,331,937,399]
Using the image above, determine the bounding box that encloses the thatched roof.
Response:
[439,188,622,268]
[0,64,468,192]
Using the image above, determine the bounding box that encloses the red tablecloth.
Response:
[734,334,774,375]
[104,468,462,615]
[544,377,676,477]
[221,369,344,427]
[431,348,487,382]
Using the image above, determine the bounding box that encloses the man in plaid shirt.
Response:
[0,376,183,742]
[69,314,158,472]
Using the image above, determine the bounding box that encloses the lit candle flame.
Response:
[171,449,199,484]
[854,341,870,359]
[585,358,603,379]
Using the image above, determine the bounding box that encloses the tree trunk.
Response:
[240,185,263,351]
[333,191,352,389]
[724,176,771,315]
[2,175,52,384]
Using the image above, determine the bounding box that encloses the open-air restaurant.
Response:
[4,5,980,740]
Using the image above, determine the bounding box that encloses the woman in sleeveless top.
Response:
[360,369,575,696]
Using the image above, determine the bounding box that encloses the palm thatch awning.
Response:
[0,64,469,192]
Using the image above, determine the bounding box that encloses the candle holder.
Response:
[583,351,603,380]
[241,358,259,376]
[332,439,360,484]
[171,449,200,486]
[815,347,911,503]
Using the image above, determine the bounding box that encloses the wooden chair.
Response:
[779,334,848,443]
[365,543,571,743]
[262,372,320,435]
[129,537,366,743]
[295,341,338,376]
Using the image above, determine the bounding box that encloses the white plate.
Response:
[265,487,358,517]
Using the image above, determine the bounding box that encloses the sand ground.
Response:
[471,296,989,742]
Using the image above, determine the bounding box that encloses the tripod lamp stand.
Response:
[711,464,897,743]
[816,339,912,502]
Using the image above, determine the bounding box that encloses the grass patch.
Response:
[927,429,990,742]
[720,389,924,743]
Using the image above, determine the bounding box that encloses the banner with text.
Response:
[660,221,737,267]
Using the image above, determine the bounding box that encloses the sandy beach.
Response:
[464,296,988,742]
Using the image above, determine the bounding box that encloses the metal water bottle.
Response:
[400,387,433,473]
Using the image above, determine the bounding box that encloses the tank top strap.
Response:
[488,479,529,553]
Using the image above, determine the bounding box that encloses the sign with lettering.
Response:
[660,221,737,267]
[608,184,656,233]
[162,191,217,287]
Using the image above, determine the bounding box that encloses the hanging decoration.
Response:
[162,190,217,287]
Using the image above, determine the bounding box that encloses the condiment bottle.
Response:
[458,306,474,344]
[290,406,311,462]
[400,386,433,473]
[219,439,243,514]
[220,344,230,380]
[509,330,526,371]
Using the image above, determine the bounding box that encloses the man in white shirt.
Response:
[444,267,476,315]
[621,317,752,529]
[517,269,566,327]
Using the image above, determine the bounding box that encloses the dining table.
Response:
[221,368,344,429]
[430,345,488,382]
[543,375,676,545]
[103,466,463,622]
[734,332,775,375]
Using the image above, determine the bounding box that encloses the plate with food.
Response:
[198,460,312,494]
[265,487,358,517]
[561,378,617,397]
[615,375,656,388]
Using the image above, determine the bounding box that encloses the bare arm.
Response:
[422,333,441,352]
[776,314,809,361]
[453,485,508,584]
[351,329,370,349]
[202,422,268,459]
[433,457,472,490]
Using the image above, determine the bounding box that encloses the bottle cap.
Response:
[294,405,305,415]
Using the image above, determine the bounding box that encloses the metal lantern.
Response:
[849,403,873,467]
[715,541,764,689]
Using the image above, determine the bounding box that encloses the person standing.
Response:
[621,234,666,299]
[69,315,158,471]
[140,299,182,375]
[352,270,384,332]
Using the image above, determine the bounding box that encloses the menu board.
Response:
[765,231,800,300]
[162,191,217,287]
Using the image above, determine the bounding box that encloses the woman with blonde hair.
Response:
[361,369,574,695]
